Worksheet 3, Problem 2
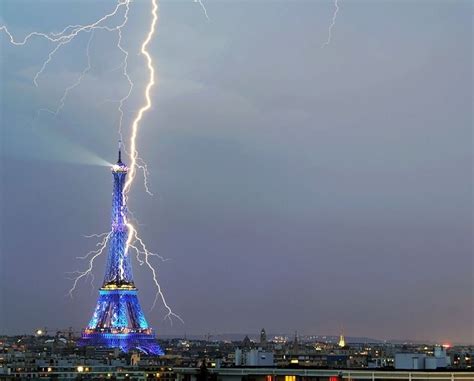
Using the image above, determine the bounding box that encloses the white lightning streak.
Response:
[84,232,111,239]
[115,2,133,142]
[33,37,72,87]
[77,231,112,260]
[0,0,130,86]
[322,0,339,48]
[127,223,182,324]
[123,0,158,196]
[67,232,112,298]
[0,1,127,45]
[38,31,95,118]
[39,0,131,118]
[194,0,210,20]
[129,244,146,266]
[136,156,154,196]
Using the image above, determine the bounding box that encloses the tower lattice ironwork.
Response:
[79,147,163,355]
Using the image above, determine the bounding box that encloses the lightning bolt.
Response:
[116,26,133,141]
[0,0,130,86]
[1,0,184,324]
[122,0,157,196]
[126,223,182,324]
[35,2,131,122]
[194,0,210,20]
[38,30,95,118]
[67,231,112,298]
[120,0,183,324]
[322,0,340,48]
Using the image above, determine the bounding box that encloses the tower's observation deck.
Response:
[79,148,163,355]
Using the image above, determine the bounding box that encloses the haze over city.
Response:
[0,0,472,347]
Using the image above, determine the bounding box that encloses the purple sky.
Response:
[0,0,472,343]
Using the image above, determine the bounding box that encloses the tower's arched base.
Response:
[79,331,164,355]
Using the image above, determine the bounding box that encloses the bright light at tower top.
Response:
[112,140,128,173]
[112,162,128,173]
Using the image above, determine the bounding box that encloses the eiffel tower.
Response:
[79,145,163,355]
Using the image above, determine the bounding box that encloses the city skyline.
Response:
[0,0,472,344]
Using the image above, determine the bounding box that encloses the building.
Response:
[395,346,450,370]
[395,353,427,370]
[338,333,345,348]
[235,349,274,367]
[260,329,268,348]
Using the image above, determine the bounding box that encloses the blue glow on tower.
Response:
[79,146,163,355]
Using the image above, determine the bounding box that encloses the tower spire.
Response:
[118,140,123,164]
[338,326,346,348]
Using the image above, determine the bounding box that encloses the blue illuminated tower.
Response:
[79,146,163,355]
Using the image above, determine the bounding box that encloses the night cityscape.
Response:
[0,0,472,380]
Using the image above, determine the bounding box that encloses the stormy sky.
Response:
[0,0,472,344]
